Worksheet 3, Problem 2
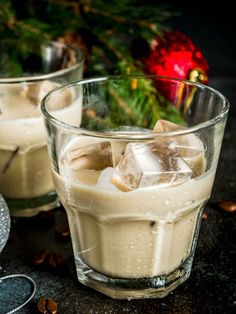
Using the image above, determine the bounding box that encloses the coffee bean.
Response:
[202,211,208,220]
[33,250,64,271]
[38,297,58,314]
[47,252,64,270]
[55,225,70,241]
[33,249,49,266]
[218,200,236,212]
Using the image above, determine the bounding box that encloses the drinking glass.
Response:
[41,75,229,299]
[0,40,84,217]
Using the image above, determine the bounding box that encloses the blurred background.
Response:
[2,0,235,112]
[159,0,235,113]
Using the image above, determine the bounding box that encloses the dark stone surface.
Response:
[1,4,236,314]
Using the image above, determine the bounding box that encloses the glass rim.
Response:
[0,41,84,83]
[41,75,230,139]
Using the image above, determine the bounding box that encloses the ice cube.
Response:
[66,137,112,171]
[110,127,151,167]
[22,80,57,105]
[112,141,192,191]
[153,119,182,133]
[175,143,205,177]
[97,167,120,191]
[153,119,205,177]
[22,80,74,109]
[110,141,127,167]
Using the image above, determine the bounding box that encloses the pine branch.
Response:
[48,0,81,14]
[0,0,184,124]
[80,3,160,33]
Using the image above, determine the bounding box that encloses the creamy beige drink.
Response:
[41,75,228,299]
[0,82,81,212]
[52,120,216,279]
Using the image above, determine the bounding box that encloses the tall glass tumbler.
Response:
[41,76,229,299]
[0,41,84,217]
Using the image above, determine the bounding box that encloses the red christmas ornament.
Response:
[142,31,209,84]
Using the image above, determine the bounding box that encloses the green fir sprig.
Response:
[0,0,183,124]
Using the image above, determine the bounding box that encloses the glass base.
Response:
[6,191,60,217]
[75,256,193,300]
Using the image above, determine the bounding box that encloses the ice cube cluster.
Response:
[63,120,205,191]
[112,141,193,191]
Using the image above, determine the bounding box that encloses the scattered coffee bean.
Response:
[33,250,64,270]
[55,224,70,241]
[33,249,50,266]
[218,200,236,212]
[47,252,64,270]
[38,297,58,314]
[202,211,208,220]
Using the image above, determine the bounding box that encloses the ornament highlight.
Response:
[142,31,209,84]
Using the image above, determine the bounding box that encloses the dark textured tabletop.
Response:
[1,3,236,314]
